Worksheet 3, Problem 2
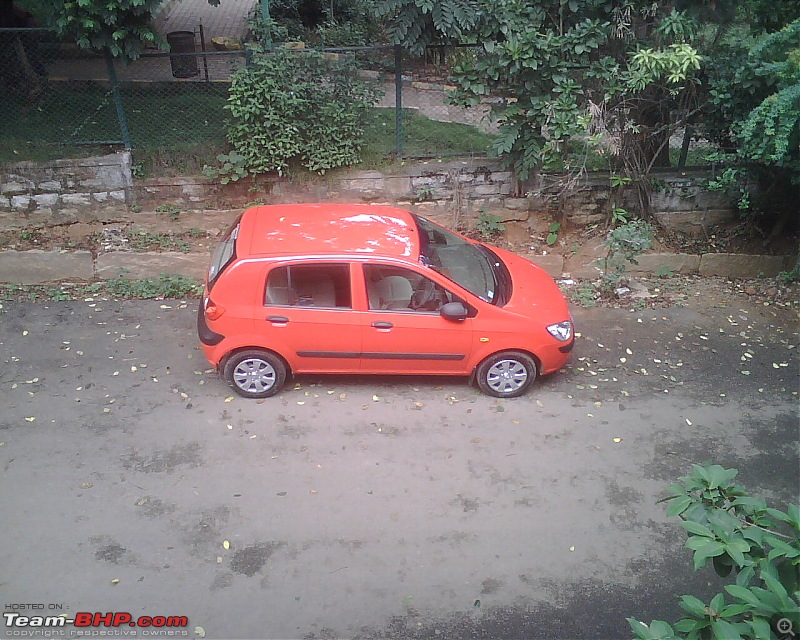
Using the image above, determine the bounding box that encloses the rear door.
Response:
[258,262,362,373]
[359,264,473,375]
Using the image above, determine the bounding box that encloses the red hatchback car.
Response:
[198,203,573,398]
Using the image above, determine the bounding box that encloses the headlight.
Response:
[546,321,573,342]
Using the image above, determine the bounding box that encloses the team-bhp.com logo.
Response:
[4,611,188,630]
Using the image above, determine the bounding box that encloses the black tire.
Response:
[475,351,537,398]
[223,349,287,399]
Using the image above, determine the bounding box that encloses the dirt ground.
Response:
[0,286,797,639]
[1,205,797,263]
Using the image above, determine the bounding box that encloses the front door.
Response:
[360,264,473,375]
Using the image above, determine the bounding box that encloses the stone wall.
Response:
[0,152,132,230]
[525,169,737,235]
[2,153,740,237]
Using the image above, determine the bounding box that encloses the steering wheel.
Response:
[411,279,438,310]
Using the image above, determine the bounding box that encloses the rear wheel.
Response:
[476,351,536,398]
[223,349,287,399]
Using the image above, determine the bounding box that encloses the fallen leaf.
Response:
[111,579,119,585]
[22,330,28,336]
[80,482,93,489]
[372,395,380,402]
[194,628,206,638]
[223,540,230,550]
[224,396,234,402]
[535,400,543,408]
[24,417,35,422]
[612,437,622,443]
[569,546,575,552]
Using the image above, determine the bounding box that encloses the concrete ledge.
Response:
[0,250,94,284]
[627,253,701,275]
[95,252,208,280]
[528,254,565,278]
[0,248,794,286]
[699,253,787,278]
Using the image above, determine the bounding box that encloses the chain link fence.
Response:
[0,29,493,169]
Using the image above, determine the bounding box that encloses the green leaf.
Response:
[666,495,692,517]
[735,565,756,587]
[682,521,714,538]
[710,619,742,639]
[748,617,773,638]
[726,584,761,606]
[679,595,708,618]
[693,541,725,569]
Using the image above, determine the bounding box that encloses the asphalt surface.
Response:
[0,295,798,640]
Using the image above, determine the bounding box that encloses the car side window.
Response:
[364,265,456,312]
[265,264,351,309]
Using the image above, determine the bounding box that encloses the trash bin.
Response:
[167,31,199,78]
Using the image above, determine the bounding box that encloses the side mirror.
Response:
[440,301,468,321]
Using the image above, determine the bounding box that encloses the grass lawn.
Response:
[0,77,495,170]
[3,80,707,175]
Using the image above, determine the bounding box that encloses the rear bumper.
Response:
[197,300,224,347]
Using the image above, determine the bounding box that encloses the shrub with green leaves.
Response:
[601,219,654,291]
[224,48,381,176]
[629,463,799,640]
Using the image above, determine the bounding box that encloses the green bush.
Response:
[224,48,381,176]
[601,219,654,291]
[629,463,799,640]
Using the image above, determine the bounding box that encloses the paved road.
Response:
[0,296,797,639]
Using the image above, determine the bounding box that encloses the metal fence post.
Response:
[394,44,403,158]
[105,48,132,150]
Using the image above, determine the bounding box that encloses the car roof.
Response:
[238,203,421,260]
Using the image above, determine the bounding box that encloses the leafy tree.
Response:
[52,0,167,61]
[443,0,702,210]
[372,0,480,55]
[701,10,800,241]
[629,463,799,640]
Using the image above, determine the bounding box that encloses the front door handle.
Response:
[267,315,289,323]
[371,321,394,329]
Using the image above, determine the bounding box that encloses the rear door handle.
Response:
[371,321,393,329]
[267,315,289,323]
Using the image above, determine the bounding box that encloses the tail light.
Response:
[204,298,226,321]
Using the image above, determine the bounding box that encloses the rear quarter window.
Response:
[208,221,239,289]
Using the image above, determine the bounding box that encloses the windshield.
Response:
[413,215,510,305]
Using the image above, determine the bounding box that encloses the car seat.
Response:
[371,275,413,309]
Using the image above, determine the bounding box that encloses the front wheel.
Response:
[223,349,287,399]
[476,351,537,398]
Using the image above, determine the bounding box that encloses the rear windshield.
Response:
[207,217,240,289]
